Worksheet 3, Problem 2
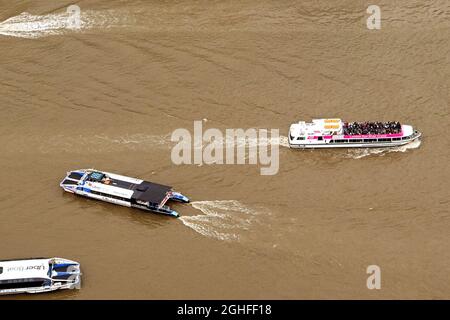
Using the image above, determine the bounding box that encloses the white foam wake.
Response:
[93,133,171,149]
[346,139,422,159]
[191,134,290,150]
[0,10,130,39]
[277,135,290,148]
[29,133,170,154]
[179,200,262,241]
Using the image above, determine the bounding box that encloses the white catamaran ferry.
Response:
[0,257,81,296]
[60,169,190,217]
[289,118,421,149]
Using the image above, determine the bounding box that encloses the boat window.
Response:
[68,172,83,180]
[62,179,78,185]
[0,267,2,274]
[90,190,128,202]
[89,172,105,182]
[393,137,401,141]
[297,137,305,140]
[318,137,323,141]
[0,278,48,290]
[47,265,52,277]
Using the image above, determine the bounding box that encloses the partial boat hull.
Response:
[0,258,81,296]
[289,135,421,149]
[72,188,181,217]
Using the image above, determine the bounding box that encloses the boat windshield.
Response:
[0,278,50,290]
[47,263,53,277]
[88,172,105,182]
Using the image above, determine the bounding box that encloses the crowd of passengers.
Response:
[343,121,401,135]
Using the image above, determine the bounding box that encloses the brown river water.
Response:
[0,0,449,299]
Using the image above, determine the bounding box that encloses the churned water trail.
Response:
[277,135,290,148]
[180,200,263,241]
[345,139,422,159]
[1,0,448,299]
[3,134,172,154]
[190,134,290,150]
[0,10,132,38]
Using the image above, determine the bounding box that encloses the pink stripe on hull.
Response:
[343,132,403,139]
[306,132,403,140]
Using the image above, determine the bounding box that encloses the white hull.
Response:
[289,136,420,149]
[0,281,79,296]
[0,257,81,296]
[75,189,131,207]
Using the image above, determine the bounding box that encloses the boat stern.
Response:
[170,191,190,203]
[167,209,180,218]
[155,205,180,218]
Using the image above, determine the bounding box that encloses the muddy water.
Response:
[0,0,449,299]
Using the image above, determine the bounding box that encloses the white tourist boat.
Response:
[60,169,190,218]
[0,257,81,296]
[289,118,421,149]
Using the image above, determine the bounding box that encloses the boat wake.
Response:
[179,200,263,241]
[14,132,287,154]
[20,133,171,154]
[345,139,422,159]
[276,135,290,148]
[0,10,131,39]
[191,134,290,150]
[92,134,171,150]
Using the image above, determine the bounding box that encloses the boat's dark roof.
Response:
[82,171,173,205]
[131,181,172,204]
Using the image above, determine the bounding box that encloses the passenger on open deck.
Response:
[343,121,401,135]
[102,176,112,185]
